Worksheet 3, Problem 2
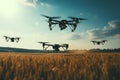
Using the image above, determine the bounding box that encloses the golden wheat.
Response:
[0,52,120,80]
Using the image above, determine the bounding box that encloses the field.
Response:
[0,52,120,80]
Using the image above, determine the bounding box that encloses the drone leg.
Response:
[50,27,52,30]
[72,24,77,32]
[54,48,59,52]
[62,47,66,51]
[43,47,44,50]
[49,24,52,30]
[6,39,9,42]
[60,27,62,30]
[16,39,19,43]
[5,37,9,42]
[72,26,76,32]
[61,26,67,30]
[49,26,52,30]
[72,29,74,32]
[68,25,74,32]
[59,25,63,30]
[45,46,49,50]
[74,27,76,31]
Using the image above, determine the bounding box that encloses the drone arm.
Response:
[3,36,9,42]
[51,22,59,24]
[49,22,58,30]
[52,20,60,22]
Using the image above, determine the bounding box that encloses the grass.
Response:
[0,52,120,80]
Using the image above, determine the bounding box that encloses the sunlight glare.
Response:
[0,0,19,17]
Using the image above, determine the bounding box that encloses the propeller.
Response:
[62,43,68,45]
[15,37,21,38]
[3,36,8,38]
[41,14,61,19]
[68,16,87,20]
[38,42,50,44]
[102,40,107,41]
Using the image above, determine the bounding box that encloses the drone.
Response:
[3,36,20,43]
[41,14,87,32]
[38,42,69,51]
[91,40,107,45]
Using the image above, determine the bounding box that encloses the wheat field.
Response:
[0,52,120,80]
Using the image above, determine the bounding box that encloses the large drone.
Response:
[3,36,20,43]
[42,14,87,32]
[91,40,107,45]
[38,42,69,51]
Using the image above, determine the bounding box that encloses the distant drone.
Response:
[3,36,20,43]
[38,42,69,51]
[42,14,87,32]
[91,40,107,45]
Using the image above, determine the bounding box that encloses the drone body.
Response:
[3,36,20,43]
[42,14,87,32]
[91,40,107,45]
[38,42,69,51]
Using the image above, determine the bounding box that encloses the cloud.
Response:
[17,0,51,8]
[63,33,82,40]
[64,20,120,41]
[17,0,36,8]
[69,34,81,40]
[87,28,104,39]
[39,2,51,7]
[87,20,120,39]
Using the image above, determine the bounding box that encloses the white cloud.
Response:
[87,20,120,39]
[64,20,120,49]
[62,33,84,40]
[86,28,104,39]
[17,0,51,8]
[40,2,51,7]
[17,0,36,8]
[69,33,81,40]
[63,20,120,41]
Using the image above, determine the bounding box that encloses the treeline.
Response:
[0,47,42,53]
[89,48,120,53]
[0,46,120,53]
[0,47,66,53]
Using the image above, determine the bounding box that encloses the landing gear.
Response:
[71,30,74,32]
[49,27,52,30]
[49,25,52,30]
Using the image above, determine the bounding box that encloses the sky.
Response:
[0,0,120,50]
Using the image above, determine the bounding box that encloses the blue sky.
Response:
[0,0,120,50]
